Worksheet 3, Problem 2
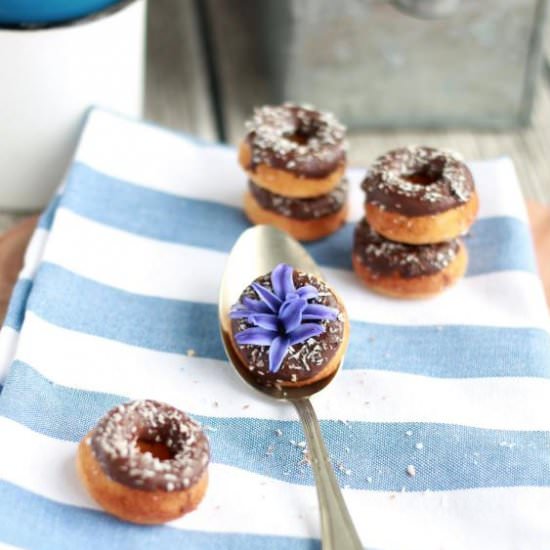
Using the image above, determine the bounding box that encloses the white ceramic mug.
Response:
[0,0,145,210]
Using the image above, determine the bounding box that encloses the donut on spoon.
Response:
[352,218,467,299]
[362,146,479,244]
[229,263,349,390]
[239,103,347,198]
[244,178,349,241]
[77,399,209,525]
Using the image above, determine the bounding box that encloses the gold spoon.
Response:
[219,225,362,550]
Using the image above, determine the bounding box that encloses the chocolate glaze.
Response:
[90,400,209,492]
[231,270,345,388]
[248,178,348,220]
[353,218,461,279]
[244,103,347,179]
[362,146,475,217]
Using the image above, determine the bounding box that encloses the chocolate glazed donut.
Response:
[230,265,349,389]
[244,179,349,241]
[77,400,209,524]
[362,146,479,244]
[352,218,468,299]
[248,179,348,220]
[239,103,347,198]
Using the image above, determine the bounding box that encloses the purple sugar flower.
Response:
[230,264,339,373]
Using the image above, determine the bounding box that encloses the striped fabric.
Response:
[0,109,549,550]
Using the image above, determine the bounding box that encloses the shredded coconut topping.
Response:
[245,103,347,174]
[91,400,209,492]
[232,270,345,386]
[249,178,348,219]
[363,146,474,211]
[354,218,460,279]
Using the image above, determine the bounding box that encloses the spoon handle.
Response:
[294,398,363,550]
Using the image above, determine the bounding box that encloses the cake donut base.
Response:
[352,242,468,299]
[244,191,348,241]
[77,433,209,525]
[239,140,345,198]
[230,310,349,389]
[365,191,479,245]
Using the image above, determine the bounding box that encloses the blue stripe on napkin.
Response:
[60,163,536,276]
[2,192,61,334]
[38,193,62,230]
[306,218,535,275]
[0,481,317,550]
[4,278,32,331]
[21,263,550,379]
[2,361,550,492]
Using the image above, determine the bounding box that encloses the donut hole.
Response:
[287,132,310,145]
[137,438,174,461]
[285,119,320,145]
[403,168,441,185]
[403,160,444,185]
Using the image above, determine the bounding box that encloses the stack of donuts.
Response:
[239,103,349,241]
[353,146,479,299]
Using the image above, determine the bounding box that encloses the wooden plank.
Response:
[203,0,269,142]
[0,216,38,324]
[528,200,550,307]
[145,0,217,141]
[0,214,25,234]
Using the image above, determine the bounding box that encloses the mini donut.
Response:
[352,218,467,299]
[362,146,479,244]
[244,179,348,241]
[239,103,347,198]
[77,399,209,525]
[229,263,349,389]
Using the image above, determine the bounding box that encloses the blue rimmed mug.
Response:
[0,0,146,210]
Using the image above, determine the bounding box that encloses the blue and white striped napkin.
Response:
[0,108,549,550]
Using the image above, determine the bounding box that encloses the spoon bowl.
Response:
[218,224,362,550]
[219,225,341,400]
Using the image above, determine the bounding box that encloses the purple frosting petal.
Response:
[268,335,291,373]
[229,306,255,319]
[279,298,307,333]
[248,313,279,331]
[296,285,319,300]
[271,263,295,299]
[231,264,341,374]
[288,323,325,345]
[235,327,278,346]
[242,296,272,313]
[251,282,282,312]
[303,303,339,321]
